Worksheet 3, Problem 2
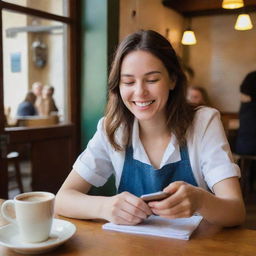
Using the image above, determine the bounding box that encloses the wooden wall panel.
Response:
[163,0,256,16]
[119,0,184,56]
[189,14,256,112]
[31,136,73,193]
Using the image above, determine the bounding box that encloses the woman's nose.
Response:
[134,81,148,96]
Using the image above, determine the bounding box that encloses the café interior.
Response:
[1,0,256,230]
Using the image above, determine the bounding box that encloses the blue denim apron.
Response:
[118,145,198,197]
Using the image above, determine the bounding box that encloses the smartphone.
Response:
[140,191,169,203]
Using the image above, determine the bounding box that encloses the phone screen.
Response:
[140,191,169,203]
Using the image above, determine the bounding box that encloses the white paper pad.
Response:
[102,215,203,240]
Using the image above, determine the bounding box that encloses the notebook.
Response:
[102,215,203,240]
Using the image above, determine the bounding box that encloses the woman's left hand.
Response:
[148,181,203,218]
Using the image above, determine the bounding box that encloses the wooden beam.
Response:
[162,0,256,16]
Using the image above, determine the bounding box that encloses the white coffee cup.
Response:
[1,191,55,243]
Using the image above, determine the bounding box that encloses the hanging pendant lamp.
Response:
[222,0,244,9]
[181,18,197,45]
[181,30,197,45]
[235,14,253,30]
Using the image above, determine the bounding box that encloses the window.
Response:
[0,0,79,127]
[0,0,80,199]
[3,0,69,17]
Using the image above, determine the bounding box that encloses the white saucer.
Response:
[0,218,76,254]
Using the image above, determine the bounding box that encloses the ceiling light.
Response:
[235,14,253,30]
[181,30,197,45]
[222,0,244,9]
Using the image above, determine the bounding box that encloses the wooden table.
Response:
[0,199,256,256]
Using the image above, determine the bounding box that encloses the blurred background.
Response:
[0,0,255,228]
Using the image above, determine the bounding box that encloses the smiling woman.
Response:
[55,30,245,228]
[119,50,174,125]
[106,30,193,151]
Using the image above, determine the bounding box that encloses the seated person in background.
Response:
[4,106,11,126]
[236,71,256,155]
[55,30,245,227]
[40,85,58,116]
[187,86,210,107]
[16,91,37,117]
[32,81,44,115]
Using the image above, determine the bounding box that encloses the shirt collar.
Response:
[131,119,181,168]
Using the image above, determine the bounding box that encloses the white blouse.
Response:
[73,107,240,192]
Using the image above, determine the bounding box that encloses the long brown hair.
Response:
[105,30,195,151]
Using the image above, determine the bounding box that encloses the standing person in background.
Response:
[16,91,37,117]
[40,85,58,116]
[32,81,44,115]
[236,71,256,155]
[55,30,245,227]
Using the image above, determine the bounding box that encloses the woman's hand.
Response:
[102,192,152,225]
[148,181,203,218]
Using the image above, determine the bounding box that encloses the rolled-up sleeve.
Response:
[192,108,240,191]
[73,118,114,187]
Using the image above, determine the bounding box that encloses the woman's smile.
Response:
[133,100,155,107]
[119,50,175,123]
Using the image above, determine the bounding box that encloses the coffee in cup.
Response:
[1,191,55,243]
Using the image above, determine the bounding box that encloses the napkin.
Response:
[102,215,203,240]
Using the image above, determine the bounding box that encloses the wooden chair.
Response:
[16,115,59,127]
[7,151,24,193]
[234,154,256,198]
[220,112,239,134]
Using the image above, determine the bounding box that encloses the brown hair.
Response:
[189,86,211,106]
[105,30,196,151]
[25,91,36,104]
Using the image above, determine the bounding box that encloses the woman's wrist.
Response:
[98,196,111,221]
[195,187,208,213]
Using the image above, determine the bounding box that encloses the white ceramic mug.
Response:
[1,191,55,243]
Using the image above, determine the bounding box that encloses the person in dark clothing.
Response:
[236,71,256,155]
[16,91,37,117]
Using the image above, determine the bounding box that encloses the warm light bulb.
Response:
[222,0,244,9]
[181,30,197,45]
[235,14,253,30]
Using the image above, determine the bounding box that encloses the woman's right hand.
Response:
[102,192,152,225]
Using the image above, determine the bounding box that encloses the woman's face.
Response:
[187,88,204,106]
[119,50,175,124]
